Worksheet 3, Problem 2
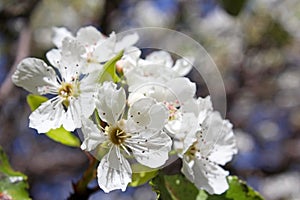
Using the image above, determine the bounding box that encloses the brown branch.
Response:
[0,25,31,106]
[67,152,99,200]
[99,0,122,34]
[0,0,40,22]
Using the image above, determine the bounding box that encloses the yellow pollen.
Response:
[106,125,130,145]
[58,82,79,107]
[58,82,73,99]
[185,141,199,161]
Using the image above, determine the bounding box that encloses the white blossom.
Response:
[11,24,239,196]
[50,26,139,73]
[128,77,197,138]
[181,111,238,194]
[173,96,213,154]
[118,50,194,92]
[80,82,172,193]
[12,38,97,133]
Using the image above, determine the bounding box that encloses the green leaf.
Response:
[151,173,264,200]
[196,176,264,200]
[220,0,247,16]
[26,94,80,147]
[98,50,123,83]
[225,176,264,200]
[129,164,158,187]
[150,172,170,200]
[26,94,48,111]
[46,127,80,147]
[151,173,199,200]
[0,146,31,200]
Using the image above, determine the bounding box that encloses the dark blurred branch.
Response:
[0,25,31,106]
[0,0,40,22]
[99,0,123,34]
[67,152,99,200]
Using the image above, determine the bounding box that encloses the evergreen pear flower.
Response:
[180,111,238,194]
[80,82,172,193]
[12,38,97,133]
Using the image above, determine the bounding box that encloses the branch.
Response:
[0,25,31,106]
[0,0,40,22]
[99,0,122,34]
[67,152,99,200]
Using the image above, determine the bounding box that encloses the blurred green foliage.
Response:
[0,147,31,200]
[151,173,264,200]
[220,0,248,16]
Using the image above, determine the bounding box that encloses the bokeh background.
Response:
[1,0,300,199]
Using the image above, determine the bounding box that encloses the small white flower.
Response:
[128,77,197,137]
[145,51,194,76]
[119,50,194,91]
[181,111,238,194]
[12,38,97,133]
[50,26,139,73]
[80,82,172,193]
[172,96,213,154]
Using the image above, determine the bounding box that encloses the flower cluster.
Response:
[12,26,237,194]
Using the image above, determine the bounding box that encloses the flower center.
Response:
[58,82,74,99]
[164,100,180,121]
[58,81,79,107]
[185,141,200,161]
[106,124,130,145]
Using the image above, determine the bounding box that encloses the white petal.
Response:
[78,74,98,118]
[124,46,141,62]
[128,98,152,127]
[59,38,86,81]
[119,46,141,74]
[146,51,173,68]
[165,114,183,136]
[96,82,126,125]
[202,112,238,165]
[192,158,229,195]
[60,37,85,62]
[12,58,57,94]
[63,99,82,131]
[93,32,116,62]
[46,49,61,68]
[172,57,194,76]
[52,27,73,48]
[115,32,139,52]
[172,113,198,153]
[97,146,132,193]
[183,96,212,121]
[181,157,195,182]
[128,98,168,130]
[166,77,196,103]
[129,84,173,104]
[79,92,96,118]
[82,62,104,74]
[129,130,172,168]
[29,99,65,133]
[81,118,106,151]
[125,69,150,91]
[76,26,105,46]
[148,103,169,130]
[126,64,177,92]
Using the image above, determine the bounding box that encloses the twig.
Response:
[99,0,122,34]
[0,0,40,22]
[0,24,31,106]
[67,151,99,200]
